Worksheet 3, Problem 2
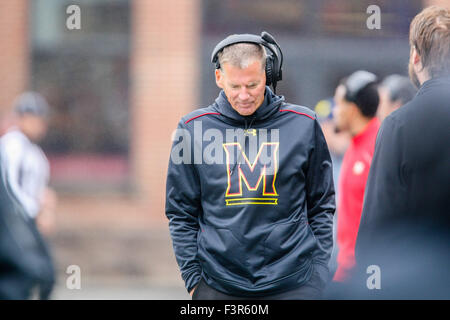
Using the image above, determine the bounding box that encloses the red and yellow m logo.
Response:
[223,142,279,205]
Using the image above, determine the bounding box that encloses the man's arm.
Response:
[30,146,56,234]
[37,187,57,235]
[305,119,336,274]
[165,122,202,294]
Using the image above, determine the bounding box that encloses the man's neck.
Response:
[350,116,372,137]
[417,68,431,86]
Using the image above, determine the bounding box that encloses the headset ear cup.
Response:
[265,57,273,86]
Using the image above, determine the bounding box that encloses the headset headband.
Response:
[211,31,283,92]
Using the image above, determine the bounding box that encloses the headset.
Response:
[344,70,378,103]
[211,31,284,92]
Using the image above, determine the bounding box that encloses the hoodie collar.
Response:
[213,86,285,126]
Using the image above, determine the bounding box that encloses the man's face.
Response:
[19,114,48,142]
[333,85,354,132]
[215,60,266,116]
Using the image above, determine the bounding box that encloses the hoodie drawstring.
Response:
[230,116,256,176]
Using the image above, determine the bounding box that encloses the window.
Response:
[30,0,130,191]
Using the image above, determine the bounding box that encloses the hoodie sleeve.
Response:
[305,119,336,271]
[165,121,202,293]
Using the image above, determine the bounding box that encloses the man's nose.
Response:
[238,89,250,100]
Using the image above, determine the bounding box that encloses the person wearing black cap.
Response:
[0,92,57,234]
[377,74,417,122]
[166,32,335,299]
[331,70,380,282]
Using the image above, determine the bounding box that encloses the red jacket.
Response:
[334,118,380,282]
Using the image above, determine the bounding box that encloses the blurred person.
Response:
[166,32,335,299]
[0,119,55,300]
[331,71,380,283]
[0,92,57,235]
[0,92,56,299]
[355,6,450,299]
[377,74,416,122]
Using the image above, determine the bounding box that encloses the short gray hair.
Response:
[217,42,266,71]
[14,91,50,118]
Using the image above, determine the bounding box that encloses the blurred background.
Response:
[0,0,447,299]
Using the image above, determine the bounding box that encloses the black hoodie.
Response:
[166,87,335,296]
[353,77,450,298]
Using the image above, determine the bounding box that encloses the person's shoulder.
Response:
[382,97,416,128]
[0,129,28,150]
[377,103,414,146]
[278,103,316,121]
[180,105,220,127]
[30,143,49,164]
[1,129,25,141]
[385,91,442,128]
[393,96,417,117]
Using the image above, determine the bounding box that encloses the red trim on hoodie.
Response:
[279,109,315,120]
[185,112,221,124]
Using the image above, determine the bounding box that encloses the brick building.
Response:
[1,0,200,227]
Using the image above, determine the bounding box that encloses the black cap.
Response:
[344,70,378,102]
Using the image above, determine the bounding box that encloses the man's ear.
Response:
[412,47,421,66]
[215,68,224,89]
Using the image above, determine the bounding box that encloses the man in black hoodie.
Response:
[354,6,450,299]
[166,34,335,299]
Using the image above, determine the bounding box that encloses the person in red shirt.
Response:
[331,71,380,282]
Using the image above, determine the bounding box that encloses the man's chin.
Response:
[235,106,256,116]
